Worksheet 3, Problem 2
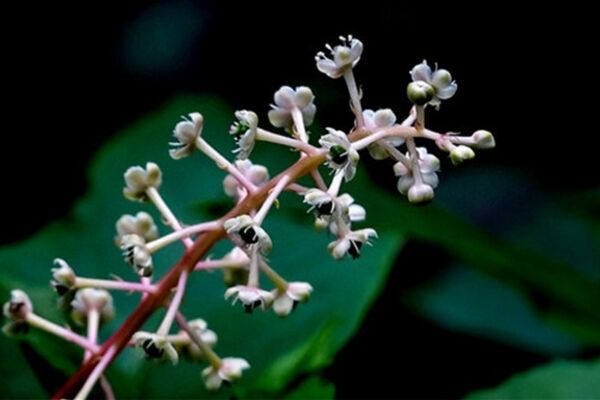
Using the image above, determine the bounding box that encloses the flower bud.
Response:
[3,290,32,321]
[471,130,496,149]
[407,81,435,105]
[71,288,114,326]
[408,183,434,204]
[450,145,475,165]
[51,258,77,296]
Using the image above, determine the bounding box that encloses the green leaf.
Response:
[283,376,335,399]
[405,266,581,356]
[0,95,404,398]
[466,357,600,399]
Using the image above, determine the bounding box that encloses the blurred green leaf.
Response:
[405,266,581,356]
[283,376,335,399]
[0,95,404,398]
[466,357,600,399]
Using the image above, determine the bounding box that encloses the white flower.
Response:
[175,319,218,361]
[202,357,250,391]
[2,290,32,336]
[319,128,360,181]
[229,110,259,160]
[120,234,154,277]
[224,215,272,255]
[3,290,32,321]
[315,35,363,79]
[304,190,365,223]
[223,159,269,199]
[123,162,162,202]
[450,145,475,165]
[272,282,313,317]
[362,109,402,160]
[224,285,274,314]
[410,60,457,109]
[50,258,77,296]
[70,288,114,326]
[394,147,440,199]
[133,331,179,364]
[267,86,316,132]
[169,112,203,159]
[222,247,250,287]
[328,228,378,260]
[115,211,159,242]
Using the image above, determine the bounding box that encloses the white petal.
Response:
[367,142,390,160]
[268,108,292,128]
[373,109,396,127]
[422,172,439,189]
[410,61,432,83]
[273,293,295,317]
[274,86,296,109]
[302,103,317,127]
[294,86,315,109]
[431,69,453,89]
[349,39,363,66]
[316,58,343,79]
[436,82,457,100]
[348,204,366,222]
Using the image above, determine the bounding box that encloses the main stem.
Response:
[53,149,327,399]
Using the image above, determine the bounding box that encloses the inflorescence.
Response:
[2,35,495,399]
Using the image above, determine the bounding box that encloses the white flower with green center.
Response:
[222,159,269,199]
[394,147,440,197]
[362,109,403,160]
[202,357,250,391]
[409,60,457,109]
[319,128,360,181]
[133,331,179,364]
[120,234,153,277]
[122,162,162,202]
[115,211,159,242]
[224,285,274,314]
[224,215,272,255]
[169,112,204,159]
[271,282,313,317]
[315,35,363,79]
[70,288,114,326]
[328,228,378,260]
[229,110,259,159]
[267,86,316,134]
[50,258,77,297]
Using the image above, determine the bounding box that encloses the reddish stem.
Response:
[52,150,327,399]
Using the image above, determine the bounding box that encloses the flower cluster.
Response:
[2,34,494,399]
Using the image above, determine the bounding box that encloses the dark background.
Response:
[2,1,595,398]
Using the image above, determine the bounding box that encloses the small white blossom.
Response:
[229,110,259,160]
[2,290,32,336]
[394,147,440,200]
[319,128,360,181]
[3,290,32,321]
[120,234,153,277]
[223,159,269,199]
[304,190,365,223]
[450,145,475,165]
[169,112,204,159]
[202,357,250,391]
[175,319,218,361]
[328,228,378,260]
[315,35,363,79]
[222,247,250,287]
[133,331,179,364]
[410,60,457,109]
[362,109,402,160]
[272,282,313,317]
[224,285,274,314]
[115,211,159,242]
[471,130,496,149]
[267,86,316,132]
[123,162,162,202]
[224,215,272,255]
[50,258,77,296]
[71,288,114,326]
